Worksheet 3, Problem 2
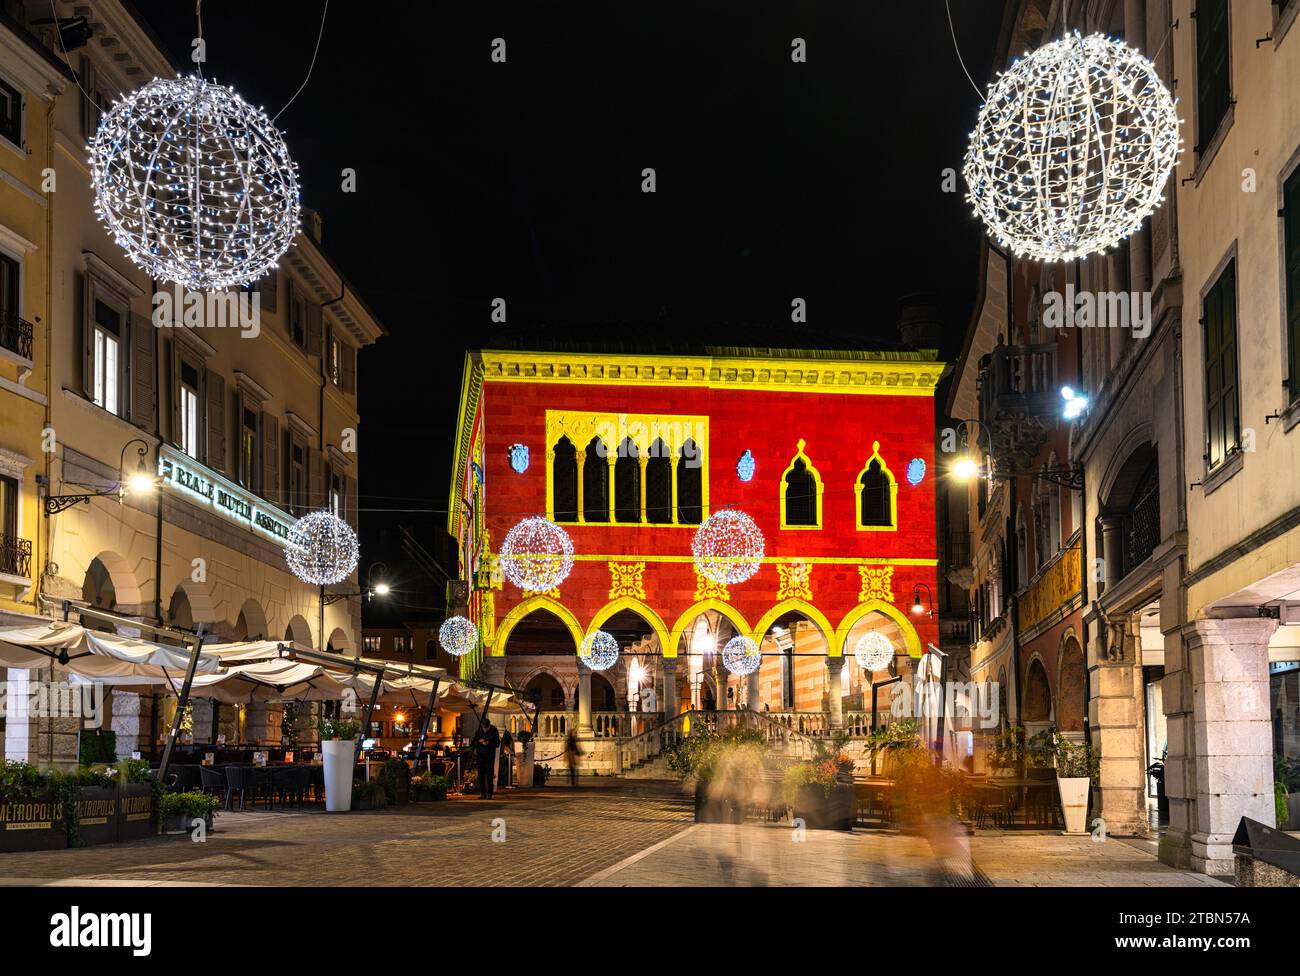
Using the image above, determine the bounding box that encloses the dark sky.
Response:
[131,0,1005,617]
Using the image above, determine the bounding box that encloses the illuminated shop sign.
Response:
[158,446,296,547]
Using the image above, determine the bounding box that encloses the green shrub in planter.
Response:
[78,730,118,767]
[159,791,218,834]
[377,758,411,805]
[352,779,388,810]
[412,772,448,801]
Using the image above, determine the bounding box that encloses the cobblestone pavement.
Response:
[0,782,1229,887]
[581,822,1231,887]
[0,783,695,887]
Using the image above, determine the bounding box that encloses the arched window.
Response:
[781,439,821,528]
[645,438,673,523]
[856,441,896,530]
[615,438,640,523]
[583,437,609,522]
[677,438,703,524]
[551,437,578,522]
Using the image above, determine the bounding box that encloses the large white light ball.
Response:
[692,509,764,585]
[854,631,895,673]
[578,630,619,671]
[722,635,762,676]
[963,32,1181,262]
[284,511,358,586]
[499,517,574,592]
[90,75,301,290]
[438,616,478,658]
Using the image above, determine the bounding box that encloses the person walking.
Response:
[563,729,583,788]
[473,719,500,799]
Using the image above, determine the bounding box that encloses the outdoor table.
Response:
[985,777,1060,827]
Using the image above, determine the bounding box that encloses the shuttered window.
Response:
[1286,166,1300,404]
[1195,0,1231,154]
[1203,260,1240,470]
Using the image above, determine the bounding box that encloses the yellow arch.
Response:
[751,599,838,654]
[834,599,923,659]
[666,599,752,659]
[588,597,672,657]
[492,595,584,657]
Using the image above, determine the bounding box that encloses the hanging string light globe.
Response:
[963,32,1181,262]
[438,616,478,658]
[89,74,301,290]
[578,630,620,671]
[499,517,574,592]
[722,635,762,676]
[854,631,895,673]
[284,511,358,586]
[692,509,764,585]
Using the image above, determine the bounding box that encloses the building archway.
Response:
[81,551,143,612]
[168,581,218,634]
[753,601,837,712]
[523,669,568,709]
[591,672,617,711]
[1057,632,1086,732]
[834,598,923,659]
[1023,657,1053,724]
[284,614,314,648]
[232,599,269,641]
[327,627,351,653]
[588,597,669,656]
[667,600,751,659]
[494,596,583,655]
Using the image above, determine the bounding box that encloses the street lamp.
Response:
[1061,386,1089,420]
[365,561,391,601]
[951,456,981,480]
[42,438,156,515]
[911,583,935,619]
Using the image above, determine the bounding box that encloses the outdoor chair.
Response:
[972,786,1008,828]
[244,766,273,810]
[198,765,228,806]
[222,765,247,810]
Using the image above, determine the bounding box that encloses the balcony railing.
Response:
[978,342,1058,466]
[0,309,34,361]
[0,533,32,579]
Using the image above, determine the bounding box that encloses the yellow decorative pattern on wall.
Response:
[777,561,813,601]
[1019,546,1081,631]
[608,561,648,600]
[694,567,730,601]
[858,565,894,603]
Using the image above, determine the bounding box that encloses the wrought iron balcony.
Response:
[978,342,1058,468]
[0,309,34,361]
[0,533,32,579]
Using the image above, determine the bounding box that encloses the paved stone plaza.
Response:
[0,783,1229,887]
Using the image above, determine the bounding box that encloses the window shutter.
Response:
[307,304,323,358]
[283,276,294,335]
[168,339,181,446]
[340,341,356,394]
[261,412,280,504]
[80,273,95,399]
[129,312,156,430]
[80,58,96,139]
[308,446,323,511]
[345,475,357,531]
[1286,169,1300,401]
[206,371,226,473]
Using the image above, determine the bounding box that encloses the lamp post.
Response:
[41,437,157,515]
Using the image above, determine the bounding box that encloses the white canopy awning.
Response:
[0,622,218,678]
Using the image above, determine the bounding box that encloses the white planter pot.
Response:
[518,740,535,788]
[1057,776,1090,834]
[321,739,356,812]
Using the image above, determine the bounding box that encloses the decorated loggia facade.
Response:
[447,348,944,767]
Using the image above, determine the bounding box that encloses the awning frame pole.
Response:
[157,631,206,785]
[354,672,385,766]
[412,676,442,764]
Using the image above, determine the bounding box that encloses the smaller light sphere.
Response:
[500,517,575,592]
[692,509,765,585]
[578,630,620,671]
[722,635,762,676]
[854,631,895,673]
[439,616,478,658]
[284,511,359,586]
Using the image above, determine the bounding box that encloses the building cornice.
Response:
[0,14,73,100]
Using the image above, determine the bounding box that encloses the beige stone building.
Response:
[1,1,384,764]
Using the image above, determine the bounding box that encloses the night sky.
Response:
[131,0,1005,617]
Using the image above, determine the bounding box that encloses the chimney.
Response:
[896,293,944,350]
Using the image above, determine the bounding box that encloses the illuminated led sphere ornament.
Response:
[578,630,620,671]
[722,635,762,676]
[963,32,1181,262]
[692,509,764,585]
[89,75,301,290]
[854,631,895,672]
[438,616,478,658]
[284,511,359,586]
[499,516,574,592]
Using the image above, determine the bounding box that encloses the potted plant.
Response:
[377,757,411,806]
[51,767,118,848]
[317,717,361,812]
[782,760,854,830]
[113,759,161,842]
[351,777,388,810]
[1053,733,1098,834]
[987,724,1023,776]
[0,761,66,851]
[411,772,448,801]
[159,791,219,834]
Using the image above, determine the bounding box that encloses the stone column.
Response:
[1099,516,1123,594]
[1161,617,1277,874]
[826,657,845,729]
[1088,613,1148,836]
[746,668,761,711]
[577,662,593,732]
[662,657,678,720]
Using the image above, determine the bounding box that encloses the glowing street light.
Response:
[951,456,981,480]
[373,582,391,596]
[1061,386,1089,420]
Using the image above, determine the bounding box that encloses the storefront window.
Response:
[1271,661,1300,829]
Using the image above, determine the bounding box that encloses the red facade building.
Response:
[447,347,944,766]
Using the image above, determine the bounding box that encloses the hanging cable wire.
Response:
[944,0,986,101]
[273,0,330,122]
